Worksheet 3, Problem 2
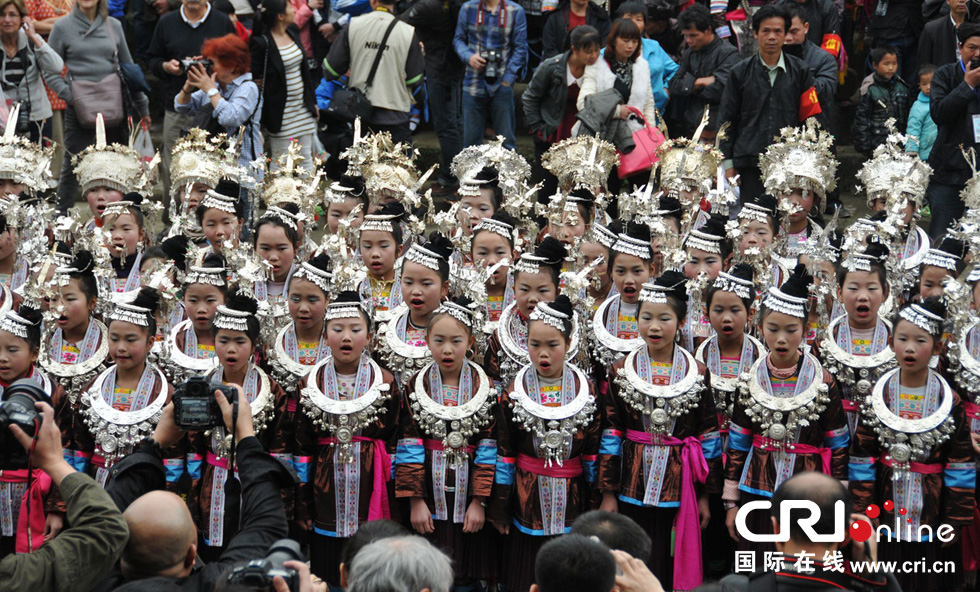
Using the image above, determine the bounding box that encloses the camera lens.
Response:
[186,379,206,397]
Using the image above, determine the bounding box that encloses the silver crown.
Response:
[435,300,476,328]
[529,301,571,333]
[684,229,723,255]
[898,303,943,335]
[326,300,367,322]
[473,217,515,242]
[213,305,253,332]
[0,310,31,339]
[922,249,959,272]
[763,287,808,319]
[185,265,227,287]
[109,302,152,327]
[405,244,444,272]
[639,281,670,305]
[590,223,618,249]
[200,189,238,214]
[612,233,652,260]
[293,261,332,295]
[713,272,753,301]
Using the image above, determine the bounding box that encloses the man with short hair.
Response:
[325,0,425,144]
[453,0,528,150]
[719,3,822,199]
[783,2,838,116]
[147,0,235,215]
[347,536,454,592]
[926,22,980,238]
[523,24,601,198]
[777,0,841,60]
[531,535,617,592]
[570,510,653,562]
[616,1,678,112]
[667,3,740,137]
[541,0,609,59]
[919,0,969,68]
[720,472,901,592]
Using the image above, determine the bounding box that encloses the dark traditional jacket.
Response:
[853,73,911,155]
[666,35,741,137]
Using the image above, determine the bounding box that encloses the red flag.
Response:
[799,86,821,121]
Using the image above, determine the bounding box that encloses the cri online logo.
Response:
[735,498,956,544]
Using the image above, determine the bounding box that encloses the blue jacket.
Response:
[641,38,678,112]
[906,91,937,161]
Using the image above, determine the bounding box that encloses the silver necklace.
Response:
[41,319,110,403]
[498,302,581,385]
[81,365,168,464]
[820,315,896,396]
[510,364,595,466]
[591,296,644,366]
[377,305,432,383]
[737,353,831,445]
[162,319,220,383]
[615,345,705,435]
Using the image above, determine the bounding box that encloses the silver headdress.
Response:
[639,281,670,305]
[856,119,932,208]
[324,179,362,204]
[360,212,398,234]
[169,128,226,197]
[405,244,444,272]
[840,252,878,273]
[738,202,773,224]
[473,216,516,242]
[762,287,808,319]
[184,265,228,287]
[590,223,618,249]
[541,135,618,192]
[761,119,838,199]
[513,253,547,276]
[922,248,960,272]
[101,200,138,221]
[657,109,725,197]
[0,104,56,195]
[529,301,571,332]
[451,137,532,202]
[213,305,254,332]
[200,188,238,214]
[435,300,477,328]
[969,264,980,284]
[326,299,367,322]
[611,233,651,259]
[73,114,159,197]
[262,206,300,232]
[684,228,723,255]
[898,303,944,335]
[0,310,31,339]
[109,301,152,327]
[713,271,754,301]
[293,261,332,295]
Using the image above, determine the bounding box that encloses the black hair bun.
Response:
[548,294,575,318]
[657,196,682,216]
[131,287,162,315]
[699,215,727,239]
[863,241,890,262]
[535,236,568,266]
[474,166,499,186]
[201,253,227,269]
[624,219,652,243]
[425,232,455,262]
[276,202,300,216]
[655,270,688,300]
[606,219,625,235]
[214,179,241,200]
[53,240,72,258]
[489,210,518,229]
[16,305,42,326]
[377,201,406,221]
[307,252,331,272]
[224,289,259,315]
[568,187,596,207]
[123,192,144,206]
[727,262,755,284]
[780,264,813,300]
[160,235,190,272]
[917,296,948,320]
[937,237,966,259]
[338,175,366,196]
[333,290,362,305]
[451,295,475,309]
[745,194,779,218]
[72,250,96,275]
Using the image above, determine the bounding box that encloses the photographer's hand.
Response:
[9,402,74,486]
[215,384,255,440]
[163,59,182,75]
[152,402,185,449]
[274,560,313,592]
[186,63,213,92]
[468,53,486,70]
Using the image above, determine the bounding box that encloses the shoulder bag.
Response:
[69,17,129,129]
[617,106,667,179]
[324,14,400,124]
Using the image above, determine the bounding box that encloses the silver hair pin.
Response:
[263,206,299,232]
[590,224,618,249]
[185,265,228,287]
[405,244,444,272]
[529,301,570,333]
[109,303,151,327]
[200,190,238,214]
[294,262,332,294]
[899,304,944,335]
[612,234,652,260]
[763,287,808,319]
[0,311,31,339]
[922,249,959,272]
[713,272,754,301]
[639,281,670,305]
[473,217,515,241]
[684,229,723,255]
[326,301,366,322]
[213,305,253,332]
[435,301,475,328]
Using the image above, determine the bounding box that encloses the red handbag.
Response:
[617,106,667,179]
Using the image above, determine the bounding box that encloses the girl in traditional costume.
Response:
[197,180,245,256]
[817,243,895,436]
[102,197,148,295]
[0,305,66,558]
[193,290,287,561]
[164,254,227,384]
[581,222,618,314]
[376,234,454,386]
[470,211,518,334]
[722,265,849,551]
[917,238,966,301]
[253,204,301,306]
[488,295,599,592]
[358,202,407,323]
[681,216,730,351]
[485,237,570,389]
[397,296,498,585]
[599,270,722,591]
[292,291,399,586]
[849,298,975,592]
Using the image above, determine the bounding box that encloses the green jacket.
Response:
[0,471,129,592]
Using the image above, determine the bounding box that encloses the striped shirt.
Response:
[270,41,317,139]
[1,50,25,90]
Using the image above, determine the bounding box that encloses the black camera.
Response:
[481,50,501,82]
[172,376,237,431]
[13,101,30,136]
[0,379,49,469]
[972,57,980,70]
[224,539,303,592]
[179,58,214,74]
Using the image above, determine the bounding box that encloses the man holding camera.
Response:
[453,0,527,150]
[0,398,130,592]
[147,0,235,211]
[92,385,297,592]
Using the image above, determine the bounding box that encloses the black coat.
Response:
[249,27,319,135]
[540,1,610,59]
[869,0,923,38]
[399,0,463,75]
[918,15,959,68]
[718,52,823,169]
[522,50,572,140]
[778,0,839,48]
[929,60,980,186]
[92,437,296,592]
[666,35,740,137]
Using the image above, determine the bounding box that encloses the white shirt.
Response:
[180,2,212,28]
[566,63,584,87]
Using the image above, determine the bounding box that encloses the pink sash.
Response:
[516,453,583,478]
[626,430,708,591]
[752,435,832,474]
[318,436,392,520]
[0,469,52,553]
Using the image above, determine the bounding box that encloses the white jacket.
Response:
[577,55,656,129]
